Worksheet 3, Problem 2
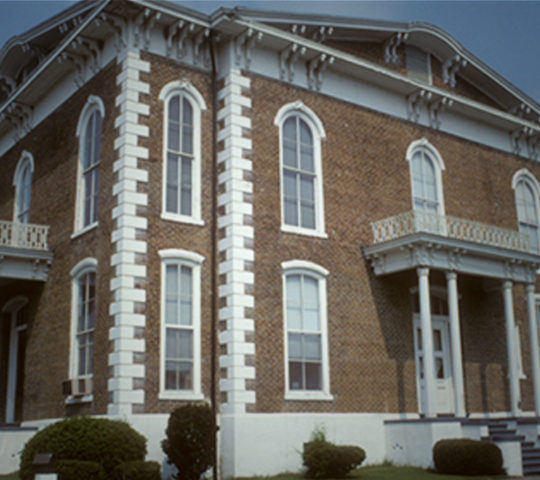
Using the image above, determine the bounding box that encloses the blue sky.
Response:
[0,1,539,104]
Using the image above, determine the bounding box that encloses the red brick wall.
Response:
[0,61,119,420]
[249,72,540,414]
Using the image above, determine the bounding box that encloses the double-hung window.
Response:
[70,258,97,383]
[13,152,34,224]
[160,249,204,400]
[275,102,326,237]
[75,96,104,233]
[159,81,206,225]
[283,260,331,400]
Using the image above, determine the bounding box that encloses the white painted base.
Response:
[219,412,414,479]
[0,428,37,474]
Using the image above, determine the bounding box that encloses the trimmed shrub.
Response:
[20,417,147,480]
[303,430,366,478]
[56,460,105,480]
[433,438,504,475]
[162,403,216,480]
[112,460,161,480]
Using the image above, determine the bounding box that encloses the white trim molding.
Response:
[76,95,106,137]
[159,80,205,225]
[276,101,327,237]
[282,260,332,401]
[158,249,205,401]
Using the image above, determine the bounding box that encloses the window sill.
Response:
[281,225,328,239]
[285,391,334,401]
[161,212,204,226]
[65,394,93,405]
[158,391,205,401]
[71,222,98,240]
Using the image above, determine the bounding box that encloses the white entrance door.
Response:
[413,314,454,414]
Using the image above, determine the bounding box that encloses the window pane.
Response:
[305,362,321,390]
[300,175,314,202]
[283,117,296,141]
[286,275,301,308]
[178,330,193,359]
[182,125,193,155]
[92,169,99,223]
[284,199,298,226]
[166,329,180,358]
[93,112,102,165]
[301,202,315,229]
[166,265,178,324]
[435,357,444,379]
[433,329,442,352]
[289,361,302,390]
[169,96,180,123]
[180,266,192,326]
[88,339,94,374]
[283,140,297,168]
[288,333,302,359]
[283,170,298,198]
[300,145,314,173]
[84,119,93,169]
[166,154,179,213]
[304,334,321,360]
[168,123,180,152]
[180,157,192,216]
[78,345,86,376]
[299,119,312,146]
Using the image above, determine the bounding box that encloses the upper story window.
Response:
[75,96,104,233]
[407,46,432,85]
[275,101,327,238]
[282,260,332,401]
[13,151,34,224]
[407,139,445,216]
[70,258,97,380]
[159,249,205,400]
[159,81,206,226]
[512,169,540,252]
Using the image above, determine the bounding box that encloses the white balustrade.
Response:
[0,220,50,250]
[371,210,529,252]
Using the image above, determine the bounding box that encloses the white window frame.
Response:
[159,81,206,226]
[69,257,98,403]
[406,138,446,216]
[282,260,332,401]
[275,101,327,238]
[512,169,540,253]
[73,95,105,237]
[159,248,205,400]
[13,151,34,224]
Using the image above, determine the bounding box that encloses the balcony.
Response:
[0,220,53,282]
[365,211,540,282]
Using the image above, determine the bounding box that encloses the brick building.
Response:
[1,1,540,477]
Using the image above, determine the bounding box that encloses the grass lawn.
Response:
[238,465,507,480]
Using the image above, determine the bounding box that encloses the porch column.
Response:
[503,280,520,416]
[446,271,466,417]
[526,284,540,415]
[418,267,436,417]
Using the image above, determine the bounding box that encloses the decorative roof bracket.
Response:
[510,126,530,155]
[508,102,532,119]
[134,8,161,50]
[57,51,86,87]
[21,43,48,62]
[235,28,263,69]
[74,37,101,73]
[307,53,334,91]
[428,96,453,129]
[384,32,408,65]
[280,43,306,82]
[96,13,127,52]
[407,89,432,122]
[527,134,540,161]
[192,28,210,65]
[1,101,33,140]
[442,55,467,88]
[0,75,16,96]
[312,26,334,43]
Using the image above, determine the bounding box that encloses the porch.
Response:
[365,210,540,420]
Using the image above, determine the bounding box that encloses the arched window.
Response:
[159,81,206,225]
[275,102,326,237]
[71,258,97,380]
[159,249,204,400]
[75,96,104,232]
[282,260,332,400]
[512,170,540,252]
[407,139,445,215]
[13,151,34,223]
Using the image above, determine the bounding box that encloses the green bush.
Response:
[111,460,161,480]
[20,417,147,480]
[433,438,504,475]
[162,403,216,480]
[56,460,105,480]
[302,430,366,478]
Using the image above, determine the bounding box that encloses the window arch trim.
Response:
[406,138,446,216]
[13,151,34,223]
[276,101,327,237]
[282,260,332,401]
[159,80,205,226]
[76,95,105,138]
